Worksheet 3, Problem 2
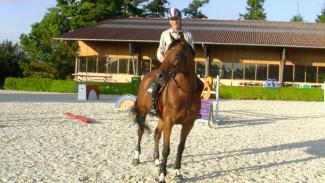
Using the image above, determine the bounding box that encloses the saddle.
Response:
[151,74,204,116]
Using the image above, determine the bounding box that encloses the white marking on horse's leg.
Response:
[133,150,140,160]
[159,173,165,182]
[175,169,182,176]
[155,159,160,166]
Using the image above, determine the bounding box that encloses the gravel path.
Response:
[1,90,325,182]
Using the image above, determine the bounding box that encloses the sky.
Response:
[0,0,325,43]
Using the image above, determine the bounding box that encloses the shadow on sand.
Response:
[214,109,325,129]
[0,92,121,103]
[184,138,325,182]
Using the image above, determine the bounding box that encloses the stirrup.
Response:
[149,107,157,115]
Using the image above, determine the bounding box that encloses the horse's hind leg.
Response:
[174,121,194,180]
[132,126,144,166]
[132,108,148,166]
[153,120,163,166]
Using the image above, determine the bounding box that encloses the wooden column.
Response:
[96,56,99,73]
[202,44,210,77]
[129,42,138,76]
[75,57,79,74]
[280,48,286,85]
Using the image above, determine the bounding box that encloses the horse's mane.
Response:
[166,39,195,57]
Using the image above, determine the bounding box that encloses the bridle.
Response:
[162,46,198,94]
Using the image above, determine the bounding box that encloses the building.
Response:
[55,18,325,87]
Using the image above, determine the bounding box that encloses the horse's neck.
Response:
[173,72,197,92]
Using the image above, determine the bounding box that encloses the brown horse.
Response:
[131,32,202,183]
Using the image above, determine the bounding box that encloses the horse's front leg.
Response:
[158,122,172,183]
[174,122,194,181]
[132,127,144,166]
[154,120,163,166]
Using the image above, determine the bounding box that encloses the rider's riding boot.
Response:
[147,80,159,114]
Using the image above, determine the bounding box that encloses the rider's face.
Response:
[169,18,181,32]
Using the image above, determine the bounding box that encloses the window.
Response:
[257,64,267,81]
[196,61,206,77]
[283,65,293,82]
[245,64,255,80]
[210,62,220,78]
[141,59,151,75]
[108,58,118,74]
[98,57,106,73]
[295,65,305,82]
[233,63,243,80]
[119,59,128,74]
[306,66,316,83]
[128,59,135,75]
[268,64,279,80]
[318,67,325,83]
[79,57,87,72]
[222,63,232,79]
[87,57,96,73]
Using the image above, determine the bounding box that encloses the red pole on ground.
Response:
[64,112,92,123]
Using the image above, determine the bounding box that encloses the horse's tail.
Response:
[130,100,150,132]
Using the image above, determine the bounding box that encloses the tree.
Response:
[182,0,209,19]
[239,0,267,20]
[143,0,169,17]
[316,3,325,23]
[19,7,74,79]
[0,40,25,87]
[291,14,304,22]
[19,0,146,79]
[120,0,148,17]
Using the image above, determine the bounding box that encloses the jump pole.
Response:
[64,112,92,123]
[213,75,221,124]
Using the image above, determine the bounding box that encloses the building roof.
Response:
[55,18,325,49]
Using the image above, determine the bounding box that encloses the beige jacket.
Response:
[156,28,194,62]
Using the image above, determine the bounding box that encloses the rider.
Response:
[156,8,194,62]
[148,8,195,114]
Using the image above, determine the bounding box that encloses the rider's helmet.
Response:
[167,8,182,20]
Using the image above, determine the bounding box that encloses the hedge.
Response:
[220,86,323,101]
[4,77,137,95]
[3,77,324,101]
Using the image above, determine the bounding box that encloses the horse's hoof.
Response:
[154,159,160,166]
[132,159,140,166]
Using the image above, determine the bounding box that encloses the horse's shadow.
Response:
[183,138,325,182]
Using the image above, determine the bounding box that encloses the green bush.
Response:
[4,77,138,95]
[220,86,324,101]
[78,82,137,95]
[4,78,324,101]
[4,77,76,93]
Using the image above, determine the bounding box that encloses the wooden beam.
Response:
[202,44,210,77]
[280,48,286,84]
[129,43,134,56]
[75,57,78,74]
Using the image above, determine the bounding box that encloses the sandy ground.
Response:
[1,90,325,183]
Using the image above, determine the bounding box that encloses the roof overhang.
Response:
[54,38,325,50]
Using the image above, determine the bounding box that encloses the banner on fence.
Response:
[199,99,213,121]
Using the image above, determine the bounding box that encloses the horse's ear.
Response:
[169,33,176,42]
[179,32,185,42]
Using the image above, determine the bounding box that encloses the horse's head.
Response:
[160,32,195,77]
